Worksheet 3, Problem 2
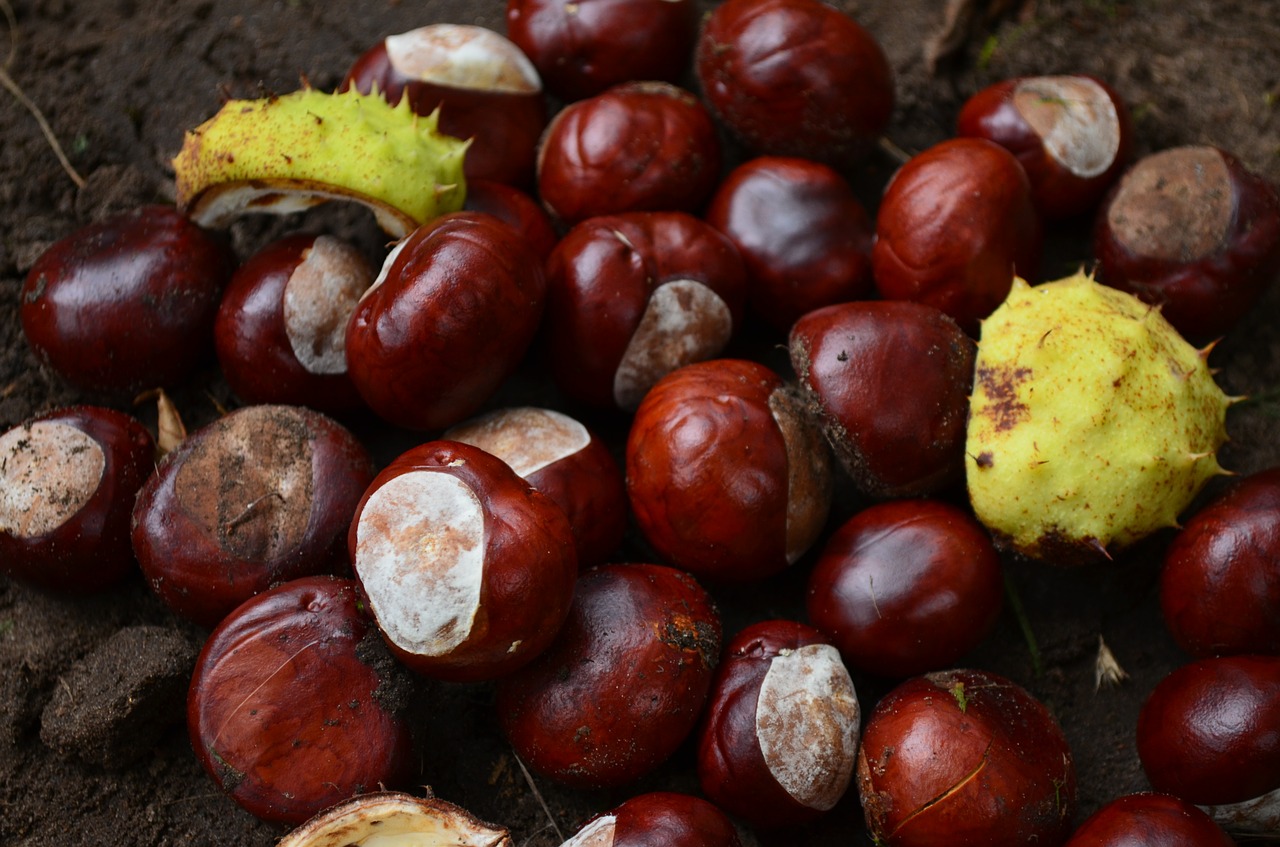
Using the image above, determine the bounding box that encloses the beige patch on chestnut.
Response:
[769,386,834,564]
[560,815,617,847]
[386,25,541,93]
[284,235,372,375]
[446,407,589,477]
[0,421,104,537]
[1013,76,1120,178]
[1107,146,1233,262]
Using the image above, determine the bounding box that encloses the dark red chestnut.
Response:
[807,500,1004,678]
[348,440,577,682]
[345,211,545,431]
[21,204,234,395]
[957,75,1134,220]
[131,404,375,628]
[463,178,559,262]
[1161,467,1280,658]
[505,0,700,102]
[1137,655,1280,833]
[1063,793,1236,847]
[1094,145,1280,340]
[626,359,833,583]
[444,406,627,569]
[872,137,1042,333]
[187,575,414,825]
[789,300,975,497]
[495,563,720,789]
[705,156,874,333]
[342,24,547,186]
[858,668,1077,847]
[536,81,721,226]
[0,406,154,592]
[696,620,860,829]
[544,211,748,410]
[695,0,894,167]
[559,792,742,847]
[215,233,372,414]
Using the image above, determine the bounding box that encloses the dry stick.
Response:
[0,0,86,189]
[512,752,565,844]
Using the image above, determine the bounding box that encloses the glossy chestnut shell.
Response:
[872,137,1042,333]
[1062,792,1236,847]
[21,205,234,395]
[1161,467,1280,658]
[495,563,721,789]
[0,406,154,593]
[789,300,975,497]
[560,791,742,847]
[696,619,860,829]
[857,668,1077,847]
[807,500,1004,678]
[187,575,414,826]
[706,156,874,333]
[462,178,559,262]
[695,0,894,167]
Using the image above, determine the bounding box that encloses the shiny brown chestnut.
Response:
[1137,655,1280,834]
[858,668,1077,847]
[705,156,874,333]
[131,404,376,628]
[1161,467,1280,658]
[789,300,975,497]
[696,620,860,829]
[957,75,1134,220]
[214,233,372,414]
[1062,793,1236,847]
[544,211,748,410]
[536,81,721,226]
[558,792,742,847]
[0,406,154,593]
[695,0,894,167]
[342,24,546,186]
[506,0,700,102]
[345,212,545,431]
[463,178,559,262]
[495,563,721,789]
[444,407,627,569]
[626,359,833,583]
[807,500,1003,679]
[1094,145,1280,341]
[21,205,235,395]
[187,576,414,826]
[872,137,1042,333]
[348,440,577,682]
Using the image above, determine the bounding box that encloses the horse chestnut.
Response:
[463,178,559,262]
[1063,793,1236,847]
[349,440,577,682]
[626,359,833,582]
[559,792,741,847]
[0,406,154,592]
[495,563,721,789]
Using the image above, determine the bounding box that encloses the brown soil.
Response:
[2,1,1279,845]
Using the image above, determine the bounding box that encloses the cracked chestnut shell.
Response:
[706,156,874,333]
[789,300,975,498]
[857,668,1077,847]
[560,791,742,847]
[495,563,721,789]
[1161,467,1280,658]
[505,0,700,102]
[187,575,414,826]
[1094,145,1280,341]
[131,404,375,629]
[21,204,234,395]
[626,359,834,582]
[696,619,860,829]
[536,81,721,226]
[695,0,893,167]
[0,406,154,593]
[1062,793,1236,847]
[872,138,1042,333]
[544,211,747,411]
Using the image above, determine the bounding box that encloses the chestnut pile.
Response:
[5,0,1280,845]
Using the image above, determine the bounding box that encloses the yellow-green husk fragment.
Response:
[966,272,1231,562]
[172,87,467,237]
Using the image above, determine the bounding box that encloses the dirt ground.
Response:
[2,1,1279,845]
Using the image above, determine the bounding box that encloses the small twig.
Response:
[877,135,914,165]
[0,0,86,189]
[1003,569,1044,677]
[512,752,564,844]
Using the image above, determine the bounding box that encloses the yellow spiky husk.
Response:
[966,271,1230,562]
[172,87,467,237]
